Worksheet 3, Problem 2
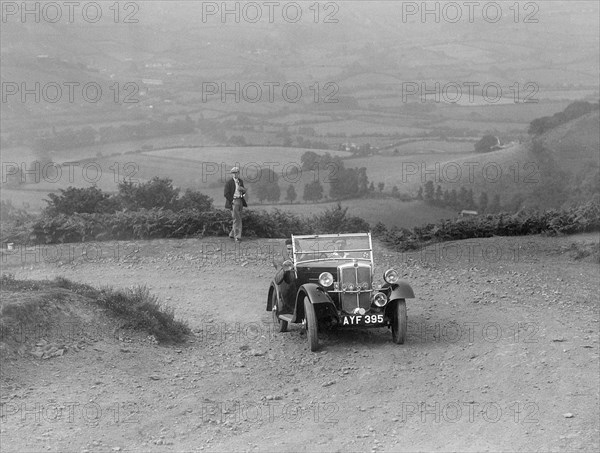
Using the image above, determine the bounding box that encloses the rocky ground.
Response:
[1,233,599,452]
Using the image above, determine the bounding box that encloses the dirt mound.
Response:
[0,282,118,361]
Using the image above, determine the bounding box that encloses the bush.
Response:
[118,177,180,210]
[44,186,119,216]
[176,189,213,212]
[312,203,370,234]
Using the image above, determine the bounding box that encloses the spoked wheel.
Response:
[391,299,407,344]
[303,296,319,352]
[271,291,288,332]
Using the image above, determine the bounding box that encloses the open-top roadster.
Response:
[267,233,415,351]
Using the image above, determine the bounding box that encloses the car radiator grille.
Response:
[338,262,371,313]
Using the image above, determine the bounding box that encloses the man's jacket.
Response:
[224,177,248,209]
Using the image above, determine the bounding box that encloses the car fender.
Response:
[382,279,415,300]
[266,281,280,312]
[291,283,335,323]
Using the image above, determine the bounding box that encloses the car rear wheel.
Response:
[271,290,288,332]
[391,299,407,344]
[303,296,319,352]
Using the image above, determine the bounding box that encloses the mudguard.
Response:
[382,279,415,300]
[266,282,280,311]
[291,283,335,323]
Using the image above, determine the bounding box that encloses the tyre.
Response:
[271,290,288,332]
[303,296,319,352]
[391,299,407,344]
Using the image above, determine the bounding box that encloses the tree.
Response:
[450,189,458,206]
[443,189,450,205]
[423,181,434,202]
[329,163,362,200]
[391,186,399,196]
[508,192,525,212]
[417,186,423,200]
[303,181,323,202]
[369,181,375,192]
[300,151,320,170]
[478,191,489,213]
[378,182,385,193]
[357,167,369,195]
[255,168,280,203]
[435,185,443,203]
[488,194,501,213]
[285,184,297,203]
[466,189,476,209]
[458,187,469,207]
[474,134,499,153]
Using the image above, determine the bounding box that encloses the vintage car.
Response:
[267,233,415,351]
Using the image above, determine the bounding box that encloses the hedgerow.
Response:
[14,199,600,247]
[375,199,600,251]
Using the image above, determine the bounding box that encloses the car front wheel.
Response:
[391,299,407,344]
[272,290,288,332]
[303,296,319,352]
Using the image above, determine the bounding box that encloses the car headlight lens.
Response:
[348,283,355,291]
[384,268,399,284]
[282,260,293,271]
[319,272,333,287]
[373,292,388,307]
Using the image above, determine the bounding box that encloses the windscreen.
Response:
[293,234,372,263]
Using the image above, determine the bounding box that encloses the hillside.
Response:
[540,109,600,173]
[427,109,599,210]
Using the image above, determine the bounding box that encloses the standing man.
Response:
[224,166,247,242]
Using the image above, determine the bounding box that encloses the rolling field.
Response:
[259,198,458,229]
[143,146,350,165]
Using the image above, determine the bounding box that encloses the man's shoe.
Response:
[235,238,241,242]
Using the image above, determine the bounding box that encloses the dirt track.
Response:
[1,234,599,452]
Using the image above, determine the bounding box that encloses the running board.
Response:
[279,314,293,323]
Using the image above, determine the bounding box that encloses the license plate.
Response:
[341,314,385,326]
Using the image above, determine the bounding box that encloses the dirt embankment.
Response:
[1,233,598,452]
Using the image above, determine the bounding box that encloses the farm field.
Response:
[259,199,457,229]
[344,151,474,193]
[143,146,350,165]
